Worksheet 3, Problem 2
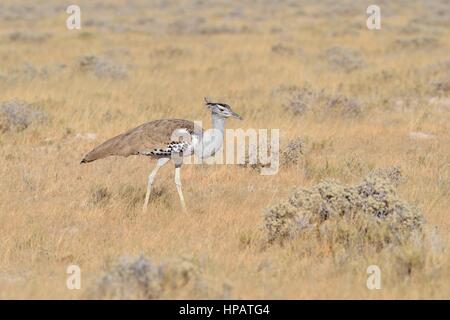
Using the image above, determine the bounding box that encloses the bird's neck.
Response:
[211,113,226,134]
[198,113,226,159]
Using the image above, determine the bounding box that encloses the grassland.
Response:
[0,0,449,299]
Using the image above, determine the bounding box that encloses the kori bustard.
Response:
[80,98,242,212]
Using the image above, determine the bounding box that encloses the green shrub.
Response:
[264,167,424,256]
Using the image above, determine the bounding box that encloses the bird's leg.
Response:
[174,165,187,213]
[143,166,160,211]
[143,158,168,212]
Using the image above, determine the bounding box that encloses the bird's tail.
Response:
[80,132,130,164]
[80,148,105,164]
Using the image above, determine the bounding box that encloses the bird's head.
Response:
[204,98,242,120]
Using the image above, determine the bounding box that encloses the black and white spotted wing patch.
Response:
[143,141,192,157]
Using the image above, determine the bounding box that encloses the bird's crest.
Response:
[204,97,229,109]
[203,97,242,120]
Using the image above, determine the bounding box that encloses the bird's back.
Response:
[81,119,199,163]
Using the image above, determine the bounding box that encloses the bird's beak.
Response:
[230,110,243,120]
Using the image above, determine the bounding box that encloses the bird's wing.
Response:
[136,119,197,154]
[81,119,199,163]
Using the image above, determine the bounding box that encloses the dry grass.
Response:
[0,0,449,299]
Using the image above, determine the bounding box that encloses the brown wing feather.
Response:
[80,119,197,163]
